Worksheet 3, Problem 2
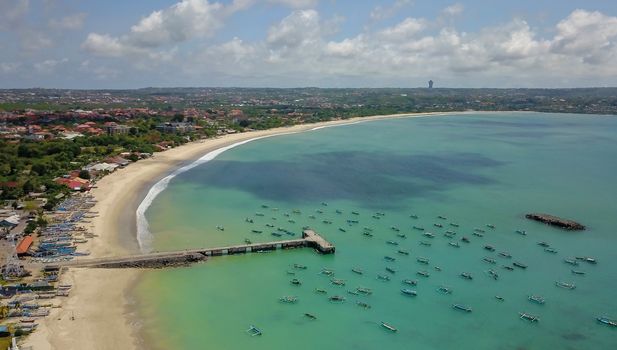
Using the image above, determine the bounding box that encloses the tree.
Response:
[78,170,91,180]
[22,180,34,194]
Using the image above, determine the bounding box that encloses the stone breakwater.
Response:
[525,213,586,230]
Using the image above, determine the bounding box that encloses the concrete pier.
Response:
[47,230,334,269]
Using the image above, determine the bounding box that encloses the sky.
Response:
[1,0,616,89]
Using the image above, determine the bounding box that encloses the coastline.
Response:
[22,111,460,349]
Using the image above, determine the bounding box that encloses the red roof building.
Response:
[16,235,34,256]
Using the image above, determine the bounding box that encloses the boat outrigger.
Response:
[437,286,452,294]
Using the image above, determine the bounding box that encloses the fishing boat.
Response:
[484,245,496,252]
[472,232,484,237]
[515,229,527,235]
[316,209,324,214]
[461,236,470,243]
[216,225,225,231]
[401,289,417,296]
[437,286,452,294]
[357,301,371,309]
[279,296,298,303]
[564,258,579,266]
[416,257,429,264]
[571,269,586,275]
[329,295,346,302]
[351,267,364,275]
[544,247,557,254]
[513,261,527,269]
[487,269,499,280]
[363,232,374,237]
[452,304,472,312]
[347,290,359,296]
[537,241,550,247]
[286,271,295,275]
[528,295,545,304]
[346,220,359,224]
[578,256,597,264]
[255,212,265,217]
[244,239,252,244]
[246,325,262,336]
[486,224,495,229]
[444,231,456,238]
[336,209,343,214]
[293,263,307,270]
[396,233,407,239]
[308,215,316,219]
[413,226,425,231]
[377,274,391,281]
[402,279,418,286]
[460,272,473,280]
[245,218,254,223]
[384,256,396,261]
[555,281,576,289]
[410,214,419,219]
[386,240,399,246]
[304,313,317,320]
[381,321,397,332]
[288,219,296,224]
[271,232,283,237]
[314,288,327,294]
[417,270,430,277]
[320,268,334,276]
[419,241,432,246]
[474,228,486,233]
[331,279,346,286]
[495,296,505,301]
[251,230,263,234]
[449,242,460,248]
[352,211,360,215]
[397,250,409,255]
[434,266,442,271]
[356,287,373,294]
[385,267,396,274]
[338,228,346,232]
[483,257,497,264]
[422,232,435,238]
[364,227,374,232]
[261,204,269,208]
[503,265,514,271]
[433,223,443,228]
[290,279,302,285]
[450,223,460,227]
[322,220,332,224]
[372,215,381,219]
[265,223,275,227]
[596,316,617,327]
[437,215,447,220]
[391,226,400,232]
[519,312,540,322]
[499,251,512,258]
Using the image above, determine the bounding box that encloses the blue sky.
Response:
[1,0,616,88]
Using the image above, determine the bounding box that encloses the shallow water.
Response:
[137,113,617,349]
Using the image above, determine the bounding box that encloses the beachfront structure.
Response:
[156,122,194,134]
[85,162,119,173]
[16,235,33,256]
[105,123,130,136]
[0,214,20,228]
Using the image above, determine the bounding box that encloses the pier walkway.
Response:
[47,230,334,269]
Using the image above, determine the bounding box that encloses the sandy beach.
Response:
[22,112,452,350]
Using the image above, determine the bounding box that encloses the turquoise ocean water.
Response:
[136,113,617,349]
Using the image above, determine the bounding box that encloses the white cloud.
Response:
[551,9,617,64]
[0,62,21,74]
[370,0,413,21]
[0,0,29,28]
[49,13,87,30]
[443,3,464,17]
[34,58,68,73]
[267,0,318,8]
[378,17,427,41]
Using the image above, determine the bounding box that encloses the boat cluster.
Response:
[243,203,610,334]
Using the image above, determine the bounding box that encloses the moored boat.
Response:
[460,272,473,280]
[513,261,527,269]
[571,269,585,275]
[402,279,418,286]
[452,304,472,312]
[519,312,540,322]
[437,286,452,294]
[555,281,576,289]
[357,301,371,309]
[329,295,346,302]
[397,250,409,255]
[381,321,397,332]
[528,295,545,304]
[246,325,262,336]
[417,257,429,264]
[596,316,617,327]
[351,267,364,275]
[417,270,430,277]
[279,296,298,303]
[401,288,417,296]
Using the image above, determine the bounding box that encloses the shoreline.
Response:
[22,111,466,349]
